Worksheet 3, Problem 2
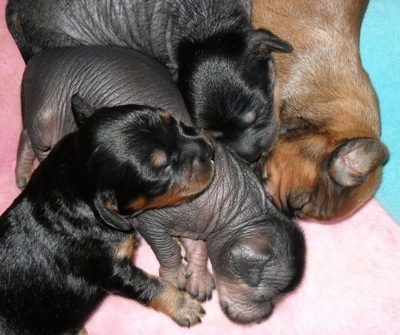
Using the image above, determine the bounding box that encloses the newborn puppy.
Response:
[136,144,305,324]
[16,46,209,188]
[16,45,305,325]
[0,101,214,334]
[252,0,389,220]
[6,0,292,162]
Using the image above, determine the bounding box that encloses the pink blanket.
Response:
[0,1,399,334]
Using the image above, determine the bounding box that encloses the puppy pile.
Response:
[0,0,385,334]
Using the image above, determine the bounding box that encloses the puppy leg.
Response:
[106,259,204,327]
[15,129,36,189]
[139,230,188,290]
[181,238,215,301]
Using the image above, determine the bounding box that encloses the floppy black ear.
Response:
[71,94,96,128]
[248,29,293,54]
[229,235,272,287]
[93,191,135,231]
[329,138,389,187]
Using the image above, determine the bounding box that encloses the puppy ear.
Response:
[236,0,251,18]
[71,94,96,128]
[93,191,135,231]
[249,29,293,54]
[229,235,271,287]
[329,138,389,187]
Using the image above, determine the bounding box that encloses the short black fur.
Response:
[0,99,212,334]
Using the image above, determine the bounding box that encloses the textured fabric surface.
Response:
[0,0,399,334]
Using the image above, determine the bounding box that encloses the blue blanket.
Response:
[361,0,400,223]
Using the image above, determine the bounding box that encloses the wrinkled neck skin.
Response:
[252,0,380,138]
[136,144,266,245]
[62,0,250,74]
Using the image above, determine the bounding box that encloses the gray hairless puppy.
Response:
[6,0,292,163]
[16,46,191,188]
[17,46,305,324]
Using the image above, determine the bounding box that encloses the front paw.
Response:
[185,268,215,302]
[150,281,205,327]
[159,263,187,291]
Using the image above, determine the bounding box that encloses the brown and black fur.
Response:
[0,98,214,334]
[252,0,388,221]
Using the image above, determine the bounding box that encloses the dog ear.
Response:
[229,235,272,287]
[236,0,251,18]
[329,138,389,187]
[249,29,293,54]
[93,190,135,231]
[71,94,96,128]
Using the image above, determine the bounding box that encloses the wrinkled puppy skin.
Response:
[16,46,213,189]
[136,144,306,324]
[14,45,304,325]
[0,102,212,334]
[6,0,292,162]
[252,0,388,221]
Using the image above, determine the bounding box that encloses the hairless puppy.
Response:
[16,46,193,188]
[18,46,305,324]
[6,0,292,163]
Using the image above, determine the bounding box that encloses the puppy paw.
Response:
[185,269,215,302]
[149,282,205,327]
[159,263,187,291]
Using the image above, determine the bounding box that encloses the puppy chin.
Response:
[219,295,273,324]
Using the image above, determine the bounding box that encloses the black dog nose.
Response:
[234,146,262,163]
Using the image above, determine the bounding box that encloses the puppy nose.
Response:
[237,147,262,163]
[181,138,214,164]
[179,137,214,166]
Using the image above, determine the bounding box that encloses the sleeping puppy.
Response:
[252,0,389,220]
[0,99,214,334]
[6,0,292,162]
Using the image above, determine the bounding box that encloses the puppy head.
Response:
[177,29,292,163]
[72,95,215,230]
[258,134,388,221]
[212,214,305,324]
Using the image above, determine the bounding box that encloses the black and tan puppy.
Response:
[6,0,292,162]
[0,99,214,335]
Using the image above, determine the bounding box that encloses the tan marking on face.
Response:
[150,149,168,169]
[128,160,214,212]
[128,186,196,212]
[159,110,172,123]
